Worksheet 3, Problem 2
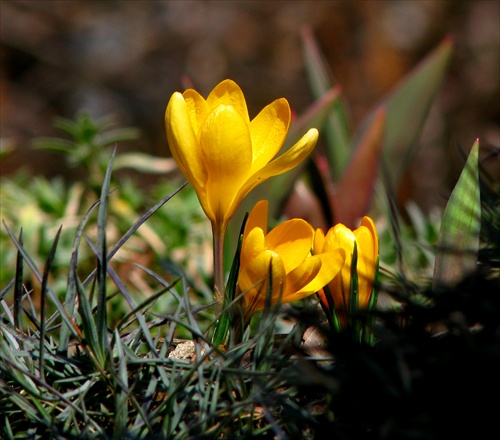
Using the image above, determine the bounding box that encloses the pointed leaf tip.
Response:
[433,139,481,288]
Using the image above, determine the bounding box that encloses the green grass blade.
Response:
[74,268,105,367]
[112,329,128,440]
[433,140,481,288]
[2,221,80,341]
[14,229,24,331]
[95,147,117,356]
[1,297,15,326]
[39,225,62,381]
[59,197,101,352]
[0,278,15,302]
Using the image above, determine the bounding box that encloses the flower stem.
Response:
[212,222,227,315]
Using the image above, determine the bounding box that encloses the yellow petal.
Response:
[239,250,285,315]
[240,227,266,272]
[199,105,252,224]
[302,249,345,293]
[207,79,250,125]
[282,255,322,301]
[244,200,268,238]
[183,88,209,136]
[265,219,314,273]
[321,225,354,316]
[235,128,318,204]
[165,93,206,189]
[314,228,326,254]
[354,217,378,308]
[359,216,379,260]
[324,223,355,254]
[249,98,290,174]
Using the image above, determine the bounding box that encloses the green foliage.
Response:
[1,114,211,326]
[33,113,140,186]
[433,140,481,288]
[0,169,319,438]
[302,29,453,225]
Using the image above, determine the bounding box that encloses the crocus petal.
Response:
[324,223,355,253]
[302,249,345,293]
[207,79,250,125]
[244,200,268,238]
[165,93,207,189]
[329,270,349,321]
[183,88,210,136]
[200,105,252,224]
[314,228,326,254]
[240,227,266,272]
[249,98,291,174]
[235,128,319,204]
[239,250,286,314]
[282,255,322,301]
[265,219,314,273]
[354,218,378,308]
[359,216,379,261]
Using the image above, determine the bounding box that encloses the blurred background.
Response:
[1,0,499,211]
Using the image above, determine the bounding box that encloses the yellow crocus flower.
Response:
[238,200,345,322]
[314,216,379,328]
[165,79,319,232]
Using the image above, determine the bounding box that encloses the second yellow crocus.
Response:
[238,200,345,323]
[314,216,379,328]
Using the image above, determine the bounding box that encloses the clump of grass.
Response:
[0,152,323,439]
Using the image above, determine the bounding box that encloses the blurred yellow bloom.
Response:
[314,216,379,327]
[165,79,319,231]
[238,200,345,322]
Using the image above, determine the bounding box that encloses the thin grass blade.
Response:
[74,268,105,367]
[2,221,80,341]
[112,329,129,440]
[95,147,116,355]
[59,196,101,352]
[14,229,24,330]
[39,225,63,381]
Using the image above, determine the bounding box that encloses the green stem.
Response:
[212,222,227,315]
